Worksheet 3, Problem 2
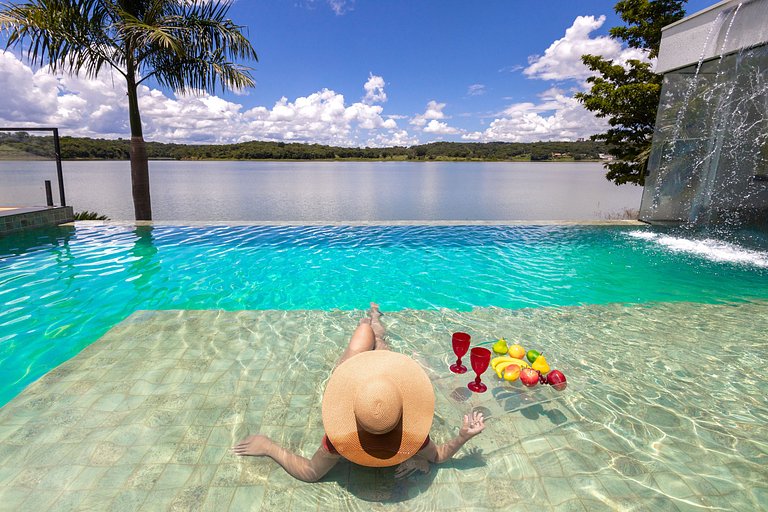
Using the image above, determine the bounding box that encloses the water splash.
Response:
[628,230,768,267]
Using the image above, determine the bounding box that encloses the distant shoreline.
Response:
[0,133,611,163]
[0,158,608,163]
[91,157,604,162]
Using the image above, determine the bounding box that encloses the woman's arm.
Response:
[420,411,485,464]
[233,435,341,482]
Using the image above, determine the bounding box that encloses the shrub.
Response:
[73,210,109,221]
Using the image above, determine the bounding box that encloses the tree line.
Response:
[0,132,609,162]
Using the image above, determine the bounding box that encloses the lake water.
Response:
[0,160,642,221]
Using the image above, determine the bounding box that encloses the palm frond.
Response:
[137,0,257,93]
[114,0,185,57]
[176,0,258,62]
[145,45,255,93]
[1,0,125,77]
[1,0,257,93]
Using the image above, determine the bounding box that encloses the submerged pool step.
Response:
[0,303,766,510]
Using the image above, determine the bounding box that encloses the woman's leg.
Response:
[368,302,389,350]
[334,303,388,367]
[335,317,376,367]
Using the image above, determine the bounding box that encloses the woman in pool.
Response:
[233,303,485,482]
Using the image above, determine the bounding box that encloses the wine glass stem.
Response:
[475,375,481,385]
[456,357,462,366]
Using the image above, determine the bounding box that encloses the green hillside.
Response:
[0,131,609,162]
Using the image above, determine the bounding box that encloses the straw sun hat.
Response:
[321,350,435,467]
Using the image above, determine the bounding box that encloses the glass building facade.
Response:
[640,1,768,230]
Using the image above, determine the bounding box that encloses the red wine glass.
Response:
[468,347,491,393]
[450,332,471,374]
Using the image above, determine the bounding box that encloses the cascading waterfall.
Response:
[688,2,742,225]
[650,9,726,212]
[640,0,768,237]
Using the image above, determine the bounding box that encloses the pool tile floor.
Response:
[0,304,766,511]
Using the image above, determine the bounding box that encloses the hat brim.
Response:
[321,351,435,467]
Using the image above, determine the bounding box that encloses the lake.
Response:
[0,160,642,221]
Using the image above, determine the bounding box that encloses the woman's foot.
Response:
[368,302,383,320]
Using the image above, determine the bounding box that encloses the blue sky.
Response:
[0,0,714,146]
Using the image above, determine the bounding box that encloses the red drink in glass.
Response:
[468,347,491,393]
[450,332,471,374]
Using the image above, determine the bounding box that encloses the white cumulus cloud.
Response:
[423,120,459,135]
[410,100,448,127]
[362,73,387,104]
[410,101,461,135]
[462,88,607,142]
[524,15,649,81]
[484,14,652,143]
[0,50,407,146]
[368,129,419,148]
[0,50,132,138]
[240,89,395,145]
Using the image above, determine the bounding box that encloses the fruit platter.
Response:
[490,338,567,391]
[418,332,571,419]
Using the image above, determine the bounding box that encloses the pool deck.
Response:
[1,304,763,511]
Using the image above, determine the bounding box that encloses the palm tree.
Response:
[0,0,257,220]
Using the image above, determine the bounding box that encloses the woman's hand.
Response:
[394,456,431,479]
[233,434,272,457]
[459,411,485,440]
[421,411,486,464]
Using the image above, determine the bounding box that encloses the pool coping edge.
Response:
[62,219,646,227]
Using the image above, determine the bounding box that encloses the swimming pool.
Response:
[1,222,767,406]
[1,222,767,510]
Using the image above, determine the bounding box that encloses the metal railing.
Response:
[0,127,66,206]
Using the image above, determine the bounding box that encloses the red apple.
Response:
[546,370,567,391]
[520,368,539,387]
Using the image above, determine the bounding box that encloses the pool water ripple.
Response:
[1,222,767,411]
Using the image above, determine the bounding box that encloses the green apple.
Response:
[526,349,540,363]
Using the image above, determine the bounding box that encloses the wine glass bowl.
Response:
[450,332,471,374]
[468,347,491,393]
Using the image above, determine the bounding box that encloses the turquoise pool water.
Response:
[1,223,768,407]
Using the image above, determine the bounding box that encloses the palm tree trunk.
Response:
[126,63,152,221]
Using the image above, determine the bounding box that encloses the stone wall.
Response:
[0,206,74,236]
